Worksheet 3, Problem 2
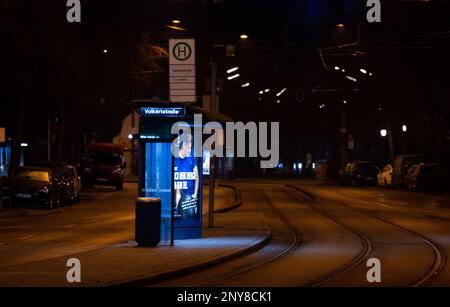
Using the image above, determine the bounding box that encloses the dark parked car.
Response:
[340,161,380,186]
[29,162,73,205]
[404,163,448,192]
[391,154,424,189]
[3,167,64,209]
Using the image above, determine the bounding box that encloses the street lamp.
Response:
[227,74,240,80]
[380,129,387,137]
[240,34,249,39]
[402,125,407,132]
[172,20,181,24]
[346,76,357,82]
[276,88,287,97]
[226,67,239,74]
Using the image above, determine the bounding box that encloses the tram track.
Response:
[286,184,446,287]
[189,188,302,286]
[282,187,373,287]
[190,184,373,287]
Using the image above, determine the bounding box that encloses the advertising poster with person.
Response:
[173,135,202,223]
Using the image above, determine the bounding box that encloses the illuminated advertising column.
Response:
[138,102,202,241]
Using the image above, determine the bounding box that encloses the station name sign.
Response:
[140,107,185,117]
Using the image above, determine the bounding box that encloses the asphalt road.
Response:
[0,183,234,270]
[0,184,135,267]
[155,180,450,287]
[1,179,449,286]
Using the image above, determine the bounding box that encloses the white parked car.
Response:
[377,164,393,188]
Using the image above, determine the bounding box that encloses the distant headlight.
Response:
[38,187,49,194]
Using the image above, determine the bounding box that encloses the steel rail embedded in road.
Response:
[287,185,446,287]
[190,188,303,287]
[283,186,373,287]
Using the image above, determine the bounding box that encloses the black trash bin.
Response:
[135,197,161,247]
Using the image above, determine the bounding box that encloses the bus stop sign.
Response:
[169,39,196,103]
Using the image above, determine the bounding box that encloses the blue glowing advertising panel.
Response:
[0,145,11,177]
[173,135,202,238]
[143,142,173,242]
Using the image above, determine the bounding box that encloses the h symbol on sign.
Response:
[177,45,188,58]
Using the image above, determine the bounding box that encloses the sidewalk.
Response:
[0,185,271,287]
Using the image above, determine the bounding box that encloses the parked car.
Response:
[404,163,447,192]
[81,143,126,191]
[340,161,380,186]
[28,162,72,205]
[392,154,424,189]
[377,164,393,188]
[3,167,64,209]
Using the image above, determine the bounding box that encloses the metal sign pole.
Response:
[171,156,175,246]
[208,156,216,228]
[208,61,218,228]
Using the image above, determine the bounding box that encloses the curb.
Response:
[215,183,242,213]
[201,183,242,215]
[108,230,273,287]
[108,185,269,287]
